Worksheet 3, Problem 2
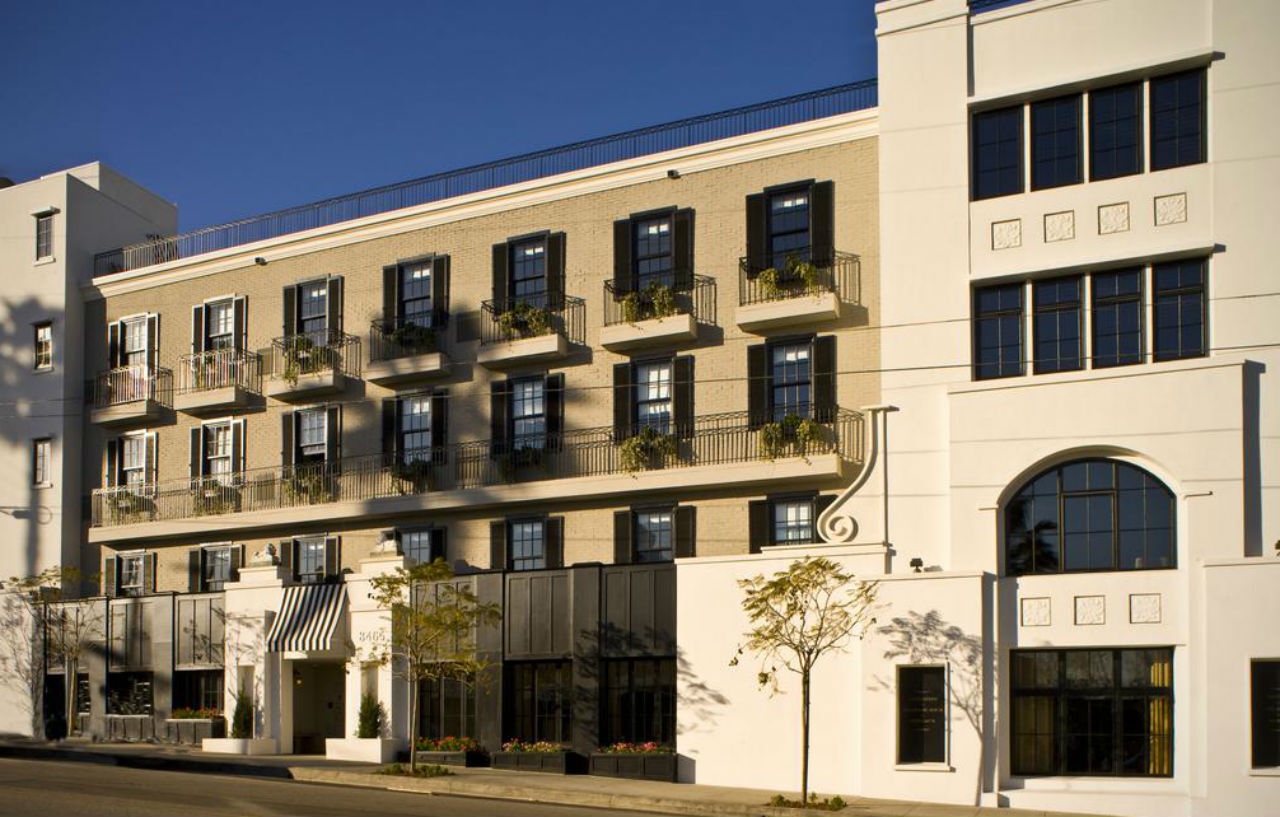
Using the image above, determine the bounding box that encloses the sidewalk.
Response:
[0,740,1095,817]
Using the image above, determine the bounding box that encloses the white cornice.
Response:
[87,110,879,300]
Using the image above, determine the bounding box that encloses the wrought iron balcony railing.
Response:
[369,313,448,362]
[480,294,585,346]
[602,275,716,327]
[90,408,864,527]
[263,331,361,380]
[177,348,262,394]
[92,365,173,409]
[738,249,860,306]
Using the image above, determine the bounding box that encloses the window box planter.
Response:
[407,749,489,767]
[588,752,678,782]
[163,717,225,745]
[491,751,585,774]
[105,714,155,742]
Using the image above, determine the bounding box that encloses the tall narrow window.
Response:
[770,342,812,420]
[510,238,547,304]
[205,300,234,350]
[511,378,546,451]
[898,666,947,764]
[398,394,432,464]
[767,189,810,269]
[203,423,233,485]
[34,323,52,370]
[1092,269,1144,368]
[118,553,145,597]
[507,661,572,744]
[32,438,51,486]
[295,537,327,584]
[296,408,327,465]
[509,519,546,571]
[399,261,433,327]
[1089,83,1142,180]
[201,546,233,591]
[1033,277,1082,373]
[603,658,676,746]
[1150,69,1206,171]
[972,106,1023,200]
[634,361,673,433]
[298,281,328,340]
[121,434,147,490]
[35,213,53,260]
[974,284,1024,380]
[121,317,148,367]
[1252,660,1280,769]
[420,676,476,741]
[1153,259,1206,361]
[634,509,674,563]
[634,216,673,290]
[1031,95,1082,190]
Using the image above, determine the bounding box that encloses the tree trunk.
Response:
[64,657,77,738]
[409,670,419,773]
[801,669,811,805]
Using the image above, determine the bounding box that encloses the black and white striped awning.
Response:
[265,584,346,653]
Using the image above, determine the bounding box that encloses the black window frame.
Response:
[200,545,235,592]
[1032,276,1083,374]
[973,283,1025,380]
[1152,258,1207,362]
[770,492,817,546]
[632,213,674,290]
[508,517,546,572]
[297,279,329,339]
[398,260,434,328]
[419,674,477,741]
[294,536,327,584]
[1010,647,1173,778]
[768,337,814,421]
[1030,94,1083,191]
[602,657,676,747]
[633,357,674,434]
[632,506,675,564]
[509,375,547,452]
[506,660,572,745]
[1149,68,1207,171]
[765,184,813,269]
[400,526,443,566]
[397,392,433,465]
[1089,82,1143,181]
[1091,268,1144,369]
[972,106,1024,200]
[106,671,154,716]
[509,235,548,304]
[897,665,948,765]
[295,407,328,466]
[174,668,224,712]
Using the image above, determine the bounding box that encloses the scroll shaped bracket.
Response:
[817,404,897,545]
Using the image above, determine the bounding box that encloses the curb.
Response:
[0,744,294,779]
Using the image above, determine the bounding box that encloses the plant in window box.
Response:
[618,426,677,472]
[759,414,824,461]
[783,254,822,295]
[170,707,223,720]
[391,458,435,492]
[493,739,584,773]
[389,321,435,352]
[109,491,151,523]
[620,283,678,324]
[495,301,551,339]
[283,470,332,505]
[281,335,317,387]
[193,479,237,516]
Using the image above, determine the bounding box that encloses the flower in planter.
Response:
[502,738,564,753]
[597,741,672,754]
[416,735,481,753]
[170,707,222,720]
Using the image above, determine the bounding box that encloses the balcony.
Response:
[174,349,261,413]
[736,250,859,331]
[263,331,360,400]
[90,366,172,426]
[365,315,450,385]
[599,276,714,351]
[88,408,864,542]
[476,294,584,368]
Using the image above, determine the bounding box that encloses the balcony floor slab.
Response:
[365,351,450,385]
[736,291,841,332]
[600,313,697,351]
[175,385,251,414]
[476,334,568,369]
[265,371,345,400]
[90,400,163,427]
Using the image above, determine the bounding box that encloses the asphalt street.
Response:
[0,757,653,816]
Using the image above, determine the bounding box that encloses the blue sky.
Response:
[0,1,878,231]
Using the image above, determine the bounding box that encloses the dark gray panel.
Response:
[600,564,676,657]
[504,570,570,659]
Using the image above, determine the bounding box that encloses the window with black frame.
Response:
[1150,69,1206,171]
[509,519,546,572]
[510,238,547,304]
[1090,83,1143,180]
[634,509,674,563]
[1033,277,1082,373]
[398,394,432,464]
[1031,95,1082,190]
[972,106,1023,199]
[974,284,1024,379]
[295,408,327,466]
[1005,458,1174,576]
[1010,648,1172,777]
[205,299,235,350]
[174,669,223,712]
[767,188,810,269]
[1252,660,1280,769]
[634,216,673,290]
[295,537,327,584]
[400,528,442,565]
[634,360,673,434]
[1091,269,1144,368]
[298,281,328,340]
[399,261,433,327]
[772,496,815,545]
[420,676,477,741]
[770,341,812,421]
[507,661,572,744]
[603,658,675,746]
[1153,259,1206,361]
[201,546,233,591]
[107,672,154,715]
[510,377,546,451]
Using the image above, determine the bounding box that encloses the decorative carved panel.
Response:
[991,219,1022,250]
[1098,203,1130,235]
[1020,597,1051,627]
[1074,595,1106,626]
[1129,593,1162,624]
[1044,211,1075,243]
[1154,193,1188,226]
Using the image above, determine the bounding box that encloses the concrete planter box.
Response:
[202,737,279,755]
[588,752,677,782]
[105,715,155,742]
[407,749,489,767]
[736,291,840,331]
[325,737,405,763]
[599,313,697,351]
[491,751,585,774]
[163,718,225,745]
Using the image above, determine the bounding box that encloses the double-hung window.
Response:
[32,439,51,487]
[1150,69,1206,171]
[1153,259,1206,361]
[511,378,546,451]
[634,216,673,290]
[634,509,674,563]
[401,529,441,565]
[121,434,148,491]
[509,519,546,571]
[35,213,53,260]
[398,394,432,464]
[772,496,815,544]
[974,284,1024,379]
[634,361,673,434]
[399,262,433,327]
[1031,96,1082,190]
[205,300,235,350]
[34,323,52,370]
[1033,277,1082,373]
[1089,83,1142,180]
[767,189,810,269]
[770,342,812,421]
[202,546,233,591]
[295,537,327,584]
[121,317,148,368]
[118,553,144,597]
[510,238,547,305]
[297,408,327,465]
[1091,269,1144,368]
[203,422,233,485]
[298,281,328,340]
[972,106,1024,199]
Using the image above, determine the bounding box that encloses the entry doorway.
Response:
[291,662,344,754]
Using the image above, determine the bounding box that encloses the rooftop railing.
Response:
[92,79,878,277]
[90,408,864,527]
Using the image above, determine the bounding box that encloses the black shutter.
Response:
[105,439,119,487]
[546,233,566,308]
[326,277,343,337]
[814,494,836,536]
[812,335,837,422]
[103,556,118,598]
[142,552,156,595]
[432,256,450,321]
[229,546,243,582]
[382,398,398,465]
[613,510,633,565]
[189,427,202,481]
[613,219,633,294]
[231,420,244,477]
[673,355,694,439]
[382,264,399,324]
[232,296,247,352]
[429,527,447,564]
[146,315,159,370]
[431,389,449,464]
[673,208,694,290]
[107,323,120,368]
[612,363,633,441]
[748,500,770,554]
[282,284,298,335]
[745,193,767,273]
[191,305,206,353]
[809,180,835,266]
[324,536,340,580]
[325,405,341,469]
[279,540,293,579]
[490,381,510,457]
[188,548,203,592]
[490,521,507,570]
[145,433,158,488]
[546,373,564,451]
[492,243,508,304]
[747,343,768,428]
[545,517,564,569]
[675,505,696,559]
[281,412,295,467]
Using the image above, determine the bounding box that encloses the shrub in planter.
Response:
[618,426,677,473]
[230,691,253,739]
[759,414,823,461]
[495,301,552,339]
[620,283,678,324]
[356,693,386,739]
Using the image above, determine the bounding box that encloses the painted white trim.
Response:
[85,111,878,299]
[968,48,1215,107]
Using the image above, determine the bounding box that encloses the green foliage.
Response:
[280,334,316,388]
[378,763,452,778]
[618,426,677,472]
[620,282,679,324]
[391,458,434,490]
[357,692,386,739]
[496,301,551,339]
[767,793,847,811]
[230,691,253,739]
[284,471,331,505]
[389,321,435,350]
[502,739,564,753]
[757,255,822,300]
[416,735,480,752]
[759,414,824,461]
[109,491,150,522]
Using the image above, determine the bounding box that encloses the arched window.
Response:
[1005,458,1174,576]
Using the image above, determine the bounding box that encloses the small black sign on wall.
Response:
[898,665,947,765]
